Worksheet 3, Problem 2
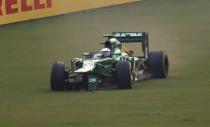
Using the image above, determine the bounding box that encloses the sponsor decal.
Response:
[89,78,97,83]
[115,32,142,37]
[0,0,2,15]
[0,0,139,25]
[0,0,52,16]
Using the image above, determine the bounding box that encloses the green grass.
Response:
[1,0,210,126]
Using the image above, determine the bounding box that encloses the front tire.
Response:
[148,51,169,78]
[50,61,68,91]
[116,61,132,89]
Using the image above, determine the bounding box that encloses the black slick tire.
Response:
[50,61,67,91]
[116,61,132,89]
[148,51,169,78]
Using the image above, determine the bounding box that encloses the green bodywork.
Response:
[69,32,149,91]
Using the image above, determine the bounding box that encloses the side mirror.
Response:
[83,52,90,56]
[83,52,92,58]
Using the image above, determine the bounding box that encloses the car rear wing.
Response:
[102,32,148,43]
[103,32,149,59]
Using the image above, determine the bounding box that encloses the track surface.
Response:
[0,0,210,127]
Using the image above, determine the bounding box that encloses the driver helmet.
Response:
[100,48,111,57]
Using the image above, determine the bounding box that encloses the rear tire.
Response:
[50,61,68,91]
[148,51,169,78]
[116,61,132,89]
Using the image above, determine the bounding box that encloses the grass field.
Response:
[1,0,210,127]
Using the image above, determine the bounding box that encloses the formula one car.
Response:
[50,32,169,91]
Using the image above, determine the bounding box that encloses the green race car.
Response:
[50,32,169,91]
